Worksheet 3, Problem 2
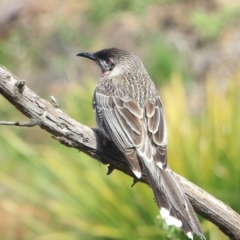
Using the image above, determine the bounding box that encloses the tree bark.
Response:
[0,65,240,239]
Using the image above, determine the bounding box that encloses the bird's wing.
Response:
[143,97,168,169]
[93,89,144,177]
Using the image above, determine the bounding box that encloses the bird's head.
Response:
[77,48,146,77]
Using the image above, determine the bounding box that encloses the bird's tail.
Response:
[143,160,205,239]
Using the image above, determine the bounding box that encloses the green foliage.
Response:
[145,37,184,85]
[190,7,240,40]
[0,38,18,68]
[85,0,175,25]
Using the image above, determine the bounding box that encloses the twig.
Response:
[0,119,37,127]
[0,65,240,240]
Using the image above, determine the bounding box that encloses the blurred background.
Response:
[0,0,240,239]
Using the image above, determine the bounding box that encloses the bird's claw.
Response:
[107,164,115,175]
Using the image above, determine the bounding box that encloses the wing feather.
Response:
[145,100,155,118]
[123,100,143,118]
[148,107,160,133]
[152,107,167,146]
[104,109,131,148]
[117,107,142,135]
[146,98,168,168]
[115,109,142,146]
[94,91,143,176]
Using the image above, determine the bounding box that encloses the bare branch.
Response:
[0,119,37,127]
[0,65,240,239]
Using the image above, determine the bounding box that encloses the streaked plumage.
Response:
[77,48,205,239]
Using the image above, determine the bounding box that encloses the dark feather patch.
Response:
[124,100,143,118]
[113,96,124,108]
[118,107,142,135]
[145,100,155,118]
[123,148,142,175]
[115,108,142,146]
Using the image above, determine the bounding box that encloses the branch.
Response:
[0,65,240,239]
[0,119,37,127]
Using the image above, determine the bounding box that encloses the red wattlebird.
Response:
[77,48,205,239]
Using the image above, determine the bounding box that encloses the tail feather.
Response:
[164,170,204,236]
[143,160,205,239]
[184,193,204,236]
[147,166,170,211]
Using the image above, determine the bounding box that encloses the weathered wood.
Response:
[0,65,240,239]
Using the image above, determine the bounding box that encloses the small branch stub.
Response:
[0,119,37,127]
[14,79,26,93]
[51,96,60,108]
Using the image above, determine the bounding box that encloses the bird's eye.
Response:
[102,58,112,69]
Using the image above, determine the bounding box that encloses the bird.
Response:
[77,48,205,239]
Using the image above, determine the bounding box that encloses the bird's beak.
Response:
[76,52,97,61]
